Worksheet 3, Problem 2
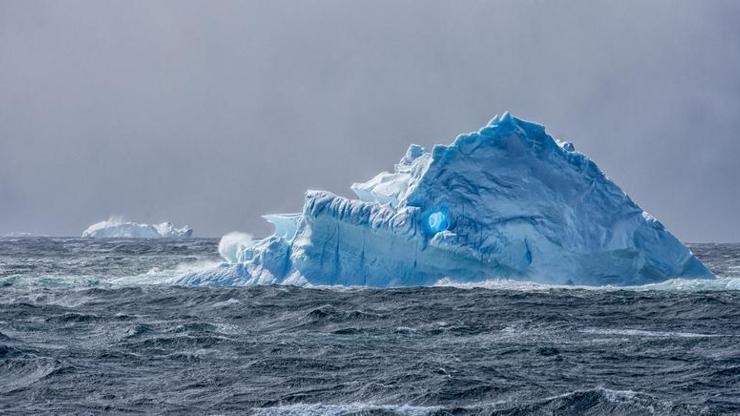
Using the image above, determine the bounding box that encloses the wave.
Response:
[251,402,440,416]
[249,387,697,416]
[4,266,739,291]
[580,328,738,338]
[0,353,65,394]
[110,260,222,286]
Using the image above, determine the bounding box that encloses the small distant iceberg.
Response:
[3,232,39,238]
[82,217,193,239]
[179,112,712,287]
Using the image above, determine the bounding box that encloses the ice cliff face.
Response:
[179,113,712,287]
[82,218,193,238]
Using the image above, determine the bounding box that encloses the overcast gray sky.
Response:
[1,0,739,241]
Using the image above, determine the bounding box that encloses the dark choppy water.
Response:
[1,238,739,415]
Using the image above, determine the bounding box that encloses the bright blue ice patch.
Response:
[423,206,450,235]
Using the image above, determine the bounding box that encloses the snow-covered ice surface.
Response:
[180,113,711,287]
[82,217,193,239]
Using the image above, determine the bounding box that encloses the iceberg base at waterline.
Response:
[178,112,713,288]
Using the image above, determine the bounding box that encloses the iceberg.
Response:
[179,112,712,287]
[3,232,38,238]
[82,217,193,239]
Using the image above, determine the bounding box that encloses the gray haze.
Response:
[1,1,739,241]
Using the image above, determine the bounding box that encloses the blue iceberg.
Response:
[179,113,712,287]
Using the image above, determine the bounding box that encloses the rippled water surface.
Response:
[1,238,739,415]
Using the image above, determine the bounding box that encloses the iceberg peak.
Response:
[398,144,426,169]
[498,110,513,124]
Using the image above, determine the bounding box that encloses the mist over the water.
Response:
[1,1,739,241]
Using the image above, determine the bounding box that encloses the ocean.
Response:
[1,237,738,415]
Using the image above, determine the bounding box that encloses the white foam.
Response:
[111,260,222,286]
[434,276,740,291]
[217,232,254,264]
[250,388,654,415]
[251,403,440,416]
[580,328,735,338]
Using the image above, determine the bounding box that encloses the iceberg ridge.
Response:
[179,113,712,287]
